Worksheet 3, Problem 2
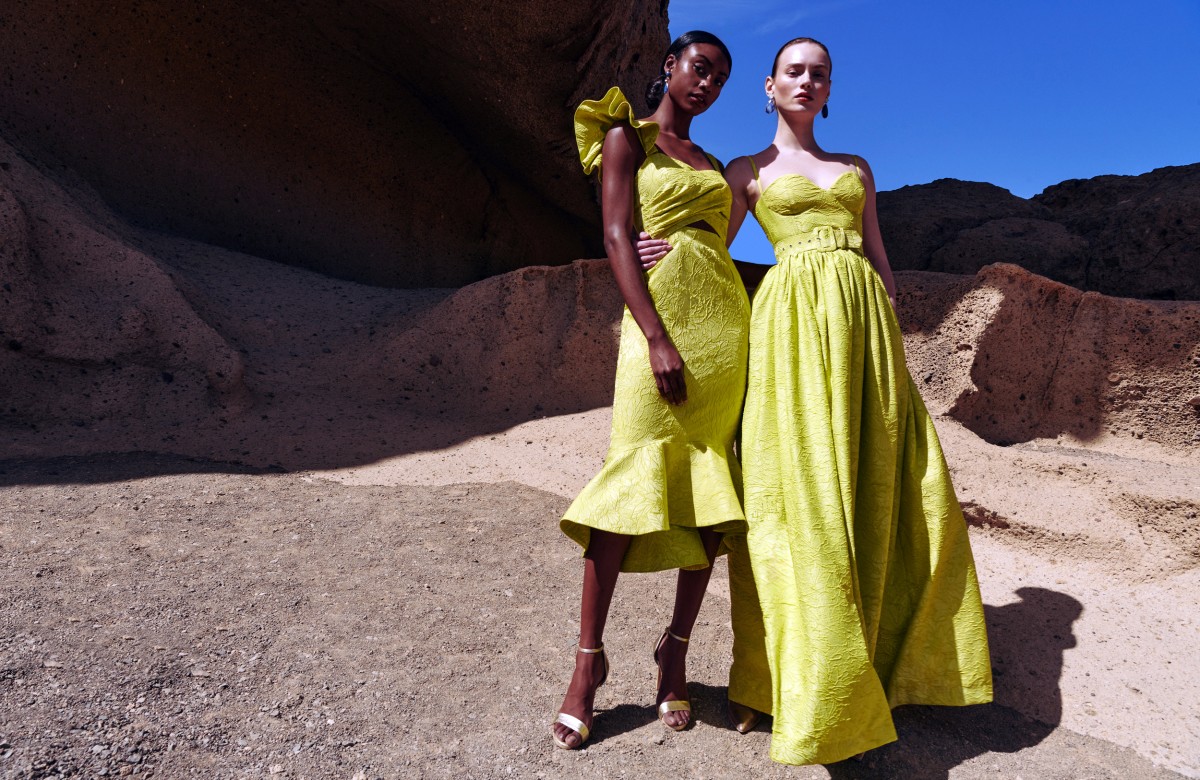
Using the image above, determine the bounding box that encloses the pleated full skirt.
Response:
[728,246,993,765]
[561,228,750,572]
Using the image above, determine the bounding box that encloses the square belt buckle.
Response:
[815,226,839,249]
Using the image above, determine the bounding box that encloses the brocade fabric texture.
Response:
[727,166,994,765]
[561,87,751,572]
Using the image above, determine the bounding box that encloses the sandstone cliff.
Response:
[0,0,668,288]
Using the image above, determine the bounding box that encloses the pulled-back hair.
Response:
[645,30,733,109]
[771,36,832,77]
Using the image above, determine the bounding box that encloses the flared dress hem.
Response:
[561,438,746,573]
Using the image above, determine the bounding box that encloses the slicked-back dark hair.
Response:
[645,30,733,109]
[771,37,832,77]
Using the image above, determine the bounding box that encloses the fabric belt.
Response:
[775,226,862,255]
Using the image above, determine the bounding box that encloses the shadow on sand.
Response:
[574,588,1085,776]
[829,586,1083,778]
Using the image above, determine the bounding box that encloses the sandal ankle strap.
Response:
[664,627,689,643]
[578,644,605,654]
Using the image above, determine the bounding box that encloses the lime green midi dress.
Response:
[560,87,750,573]
[727,162,993,765]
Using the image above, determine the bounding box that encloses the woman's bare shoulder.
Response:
[726,150,772,184]
[831,151,873,172]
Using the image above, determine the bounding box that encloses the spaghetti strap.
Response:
[852,155,862,178]
[748,157,761,186]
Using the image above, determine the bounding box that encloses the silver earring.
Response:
[765,96,776,114]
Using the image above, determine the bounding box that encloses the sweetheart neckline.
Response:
[758,169,861,202]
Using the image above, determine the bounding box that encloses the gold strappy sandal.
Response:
[551,644,609,750]
[654,627,691,731]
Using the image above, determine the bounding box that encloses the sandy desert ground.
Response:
[0,448,1194,780]
[3,240,1198,779]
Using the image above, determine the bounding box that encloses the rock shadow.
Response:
[0,452,277,488]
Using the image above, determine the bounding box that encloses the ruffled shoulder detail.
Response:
[574,86,660,176]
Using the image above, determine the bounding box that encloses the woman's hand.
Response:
[647,333,687,405]
[636,231,672,270]
[598,125,683,404]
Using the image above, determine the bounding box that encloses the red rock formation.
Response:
[1036,165,1200,300]
[879,164,1200,300]
[0,0,668,288]
[878,181,1049,275]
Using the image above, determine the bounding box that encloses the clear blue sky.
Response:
[668,0,1200,264]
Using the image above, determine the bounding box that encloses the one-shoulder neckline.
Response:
[759,169,861,202]
[650,145,721,174]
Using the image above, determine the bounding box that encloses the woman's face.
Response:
[665,43,730,114]
[768,41,831,115]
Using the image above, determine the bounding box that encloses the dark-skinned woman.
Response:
[552,31,750,750]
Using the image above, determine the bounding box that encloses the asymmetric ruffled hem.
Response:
[561,439,746,573]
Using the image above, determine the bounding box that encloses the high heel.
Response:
[551,644,609,750]
[727,699,763,734]
[653,627,691,731]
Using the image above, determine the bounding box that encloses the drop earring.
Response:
[765,96,776,114]
[821,103,829,118]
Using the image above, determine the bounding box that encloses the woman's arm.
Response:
[856,156,898,308]
[724,156,770,291]
[724,155,755,249]
[601,124,687,405]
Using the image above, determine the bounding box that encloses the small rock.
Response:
[269,765,284,775]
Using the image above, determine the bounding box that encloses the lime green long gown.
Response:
[560,87,750,572]
[727,163,993,765]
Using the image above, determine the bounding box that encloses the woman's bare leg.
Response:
[553,529,632,748]
[656,528,723,729]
